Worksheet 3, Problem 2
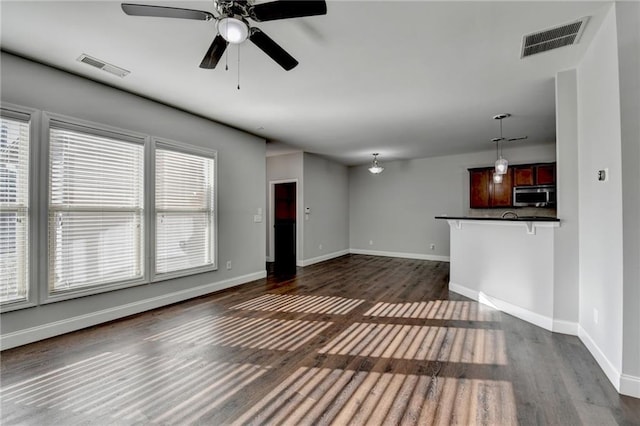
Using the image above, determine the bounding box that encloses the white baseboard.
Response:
[349,248,450,262]
[448,282,478,301]
[578,325,622,394]
[552,319,579,335]
[620,373,640,398]
[449,282,553,332]
[450,281,634,397]
[0,271,267,351]
[300,249,350,267]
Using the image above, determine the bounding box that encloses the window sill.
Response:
[42,277,148,305]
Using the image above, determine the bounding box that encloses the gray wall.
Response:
[616,1,640,382]
[554,69,580,327]
[302,152,349,261]
[348,144,556,259]
[0,53,266,336]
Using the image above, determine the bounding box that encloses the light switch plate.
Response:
[598,168,608,182]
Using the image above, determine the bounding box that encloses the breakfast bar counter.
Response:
[435,216,564,332]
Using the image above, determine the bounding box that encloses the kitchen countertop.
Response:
[435,215,560,222]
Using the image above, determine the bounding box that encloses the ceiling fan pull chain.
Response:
[237,44,241,90]
[225,46,229,71]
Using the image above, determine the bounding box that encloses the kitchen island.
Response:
[435,216,568,333]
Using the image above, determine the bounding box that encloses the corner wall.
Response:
[616,1,640,396]
[554,69,580,332]
[302,153,349,265]
[576,4,625,389]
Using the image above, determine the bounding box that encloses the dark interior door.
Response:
[274,182,296,275]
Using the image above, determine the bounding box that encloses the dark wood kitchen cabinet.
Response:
[513,163,556,186]
[536,163,556,185]
[513,166,535,186]
[469,167,512,208]
[469,169,490,208]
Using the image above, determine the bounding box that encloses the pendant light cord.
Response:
[237,44,241,90]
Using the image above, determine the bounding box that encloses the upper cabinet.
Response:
[513,163,556,186]
[469,169,491,208]
[469,162,556,209]
[535,163,556,185]
[469,167,513,208]
[513,166,535,186]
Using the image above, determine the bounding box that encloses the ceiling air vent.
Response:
[521,17,589,58]
[77,54,130,78]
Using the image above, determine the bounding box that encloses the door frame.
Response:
[268,179,300,264]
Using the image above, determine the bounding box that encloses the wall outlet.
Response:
[226,261,232,270]
[593,308,599,324]
[430,244,436,250]
[369,240,374,246]
[319,244,323,250]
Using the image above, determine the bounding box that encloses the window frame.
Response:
[41,112,150,304]
[0,103,39,313]
[151,137,218,283]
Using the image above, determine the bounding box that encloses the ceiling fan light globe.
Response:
[495,157,508,175]
[218,17,249,44]
[369,165,384,174]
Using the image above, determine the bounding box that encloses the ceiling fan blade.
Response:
[508,136,529,141]
[249,1,326,22]
[199,35,228,69]
[249,28,298,71]
[121,3,214,21]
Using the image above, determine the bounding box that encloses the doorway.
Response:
[273,181,296,275]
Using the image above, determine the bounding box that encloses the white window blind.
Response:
[48,123,144,293]
[155,148,215,275]
[0,111,30,304]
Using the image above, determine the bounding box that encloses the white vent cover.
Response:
[521,17,589,58]
[77,54,130,78]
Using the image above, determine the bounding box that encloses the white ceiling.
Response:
[0,0,609,165]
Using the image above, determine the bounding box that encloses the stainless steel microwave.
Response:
[513,185,556,207]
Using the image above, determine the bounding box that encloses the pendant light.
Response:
[368,153,384,174]
[493,113,510,175]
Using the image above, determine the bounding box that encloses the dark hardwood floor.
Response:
[2,255,639,425]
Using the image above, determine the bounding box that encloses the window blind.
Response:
[0,112,30,304]
[48,125,144,292]
[155,148,214,275]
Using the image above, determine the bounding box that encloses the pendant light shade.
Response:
[493,171,503,184]
[495,157,508,175]
[368,153,384,174]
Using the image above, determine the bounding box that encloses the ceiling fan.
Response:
[121,0,327,71]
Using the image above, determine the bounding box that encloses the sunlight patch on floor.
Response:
[145,315,332,351]
[1,352,267,424]
[233,366,517,426]
[318,323,507,365]
[364,300,500,321]
[229,293,365,314]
